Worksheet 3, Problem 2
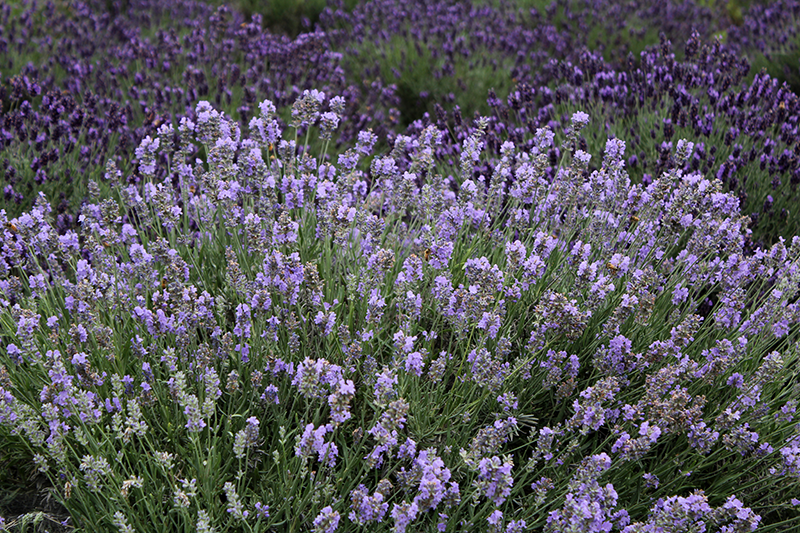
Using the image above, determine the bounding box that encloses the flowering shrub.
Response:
[1,92,799,531]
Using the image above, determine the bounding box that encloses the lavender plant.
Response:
[1,93,799,531]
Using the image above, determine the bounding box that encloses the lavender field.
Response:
[1,0,800,531]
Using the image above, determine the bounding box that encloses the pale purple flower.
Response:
[403,351,425,377]
[727,373,745,389]
[374,367,398,406]
[328,378,355,426]
[546,454,628,533]
[437,513,448,532]
[675,139,694,166]
[349,485,388,525]
[571,111,590,130]
[295,423,338,467]
[255,502,269,519]
[642,473,659,489]
[506,520,527,533]
[313,506,340,533]
[222,481,250,521]
[672,284,689,305]
[391,501,419,533]
[233,416,260,460]
[474,456,514,505]
[574,150,592,166]
[688,421,719,453]
[497,392,518,412]
[639,421,662,444]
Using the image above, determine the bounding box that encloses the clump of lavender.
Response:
[1,95,799,533]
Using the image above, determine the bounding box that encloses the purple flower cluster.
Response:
[467,347,510,392]
[233,416,260,460]
[472,455,514,506]
[773,435,800,477]
[167,371,206,432]
[292,357,345,399]
[569,377,620,434]
[461,417,518,468]
[623,491,761,532]
[312,506,340,533]
[348,484,389,525]
[78,454,112,493]
[611,421,663,463]
[295,423,338,468]
[395,448,459,514]
[366,398,409,468]
[414,36,799,247]
[545,453,630,533]
[223,482,249,520]
[541,348,580,400]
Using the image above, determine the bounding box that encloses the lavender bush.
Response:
[1,93,799,531]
